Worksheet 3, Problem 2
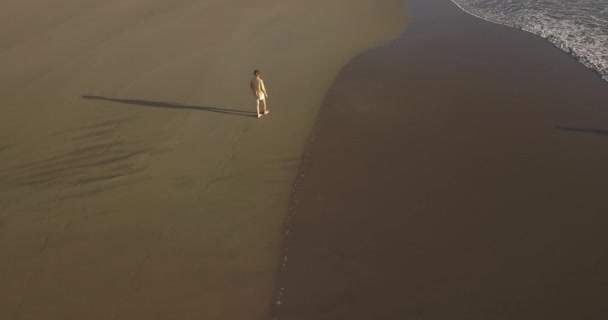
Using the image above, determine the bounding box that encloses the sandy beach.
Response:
[0,1,404,319]
[277,0,608,319]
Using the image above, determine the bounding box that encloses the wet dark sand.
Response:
[275,0,608,319]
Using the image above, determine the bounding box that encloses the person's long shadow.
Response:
[556,126,608,137]
[82,95,257,117]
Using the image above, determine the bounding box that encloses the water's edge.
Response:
[269,3,409,318]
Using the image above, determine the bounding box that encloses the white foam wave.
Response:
[451,0,608,82]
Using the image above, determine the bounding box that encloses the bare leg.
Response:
[262,99,269,114]
[256,99,261,118]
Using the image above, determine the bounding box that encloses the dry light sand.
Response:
[0,1,404,319]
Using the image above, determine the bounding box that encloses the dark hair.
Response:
[254,70,260,76]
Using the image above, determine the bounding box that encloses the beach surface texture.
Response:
[4,0,608,319]
[0,1,404,319]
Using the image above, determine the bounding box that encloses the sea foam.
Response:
[451,0,608,82]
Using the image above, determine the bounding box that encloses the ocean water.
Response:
[451,0,608,81]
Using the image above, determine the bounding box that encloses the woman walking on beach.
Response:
[251,69,269,118]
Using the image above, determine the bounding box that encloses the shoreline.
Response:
[276,0,608,318]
